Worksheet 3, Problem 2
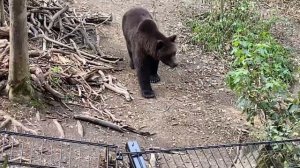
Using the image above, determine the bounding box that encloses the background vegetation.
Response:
[188,0,300,166]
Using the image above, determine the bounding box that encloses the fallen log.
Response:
[74,115,125,133]
[74,115,155,136]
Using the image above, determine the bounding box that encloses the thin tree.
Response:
[7,0,33,102]
[0,0,5,26]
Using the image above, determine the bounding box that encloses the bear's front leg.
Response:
[149,59,160,83]
[136,66,155,98]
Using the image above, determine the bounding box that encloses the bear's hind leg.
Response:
[149,59,160,83]
[125,41,135,69]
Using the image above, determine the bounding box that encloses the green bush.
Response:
[188,0,258,53]
[189,0,300,166]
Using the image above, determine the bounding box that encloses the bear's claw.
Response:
[150,74,160,83]
[142,90,155,98]
[130,62,135,69]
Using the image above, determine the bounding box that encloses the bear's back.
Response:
[122,7,153,34]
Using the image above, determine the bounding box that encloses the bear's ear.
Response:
[138,19,157,33]
[168,35,177,42]
[156,40,164,51]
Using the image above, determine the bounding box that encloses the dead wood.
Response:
[104,83,132,102]
[0,44,9,62]
[1,115,38,135]
[85,13,113,24]
[0,39,8,48]
[36,112,41,121]
[37,35,116,65]
[0,26,9,38]
[0,142,19,152]
[78,28,97,54]
[30,74,43,90]
[74,115,125,133]
[9,157,30,163]
[29,50,43,57]
[0,0,132,123]
[122,125,155,136]
[0,80,7,92]
[33,66,64,99]
[77,120,84,137]
[0,117,11,129]
[47,5,69,30]
[53,119,65,138]
[74,114,154,136]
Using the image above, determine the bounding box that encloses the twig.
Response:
[37,35,116,65]
[0,142,20,152]
[3,115,38,135]
[0,118,11,129]
[33,66,65,99]
[58,24,81,41]
[104,83,132,102]
[9,157,30,163]
[47,5,69,30]
[0,44,9,62]
[78,28,97,54]
[103,109,122,123]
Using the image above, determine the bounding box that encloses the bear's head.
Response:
[156,35,178,68]
[138,19,178,68]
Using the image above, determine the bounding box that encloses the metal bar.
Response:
[179,153,188,168]
[186,151,196,168]
[0,130,118,148]
[68,144,72,168]
[126,141,147,168]
[224,147,235,167]
[162,153,171,168]
[106,147,109,168]
[193,149,204,168]
[120,138,300,155]
[0,160,58,168]
[216,148,228,167]
[201,149,212,167]
[208,148,220,167]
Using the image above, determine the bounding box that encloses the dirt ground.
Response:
[1,0,250,151]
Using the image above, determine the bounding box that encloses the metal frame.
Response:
[1,130,300,168]
[0,130,118,168]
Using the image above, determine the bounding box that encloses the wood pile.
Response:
[0,0,132,122]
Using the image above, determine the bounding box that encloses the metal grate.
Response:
[0,130,118,168]
[1,130,300,168]
[119,140,300,168]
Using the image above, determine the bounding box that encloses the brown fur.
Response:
[122,7,178,98]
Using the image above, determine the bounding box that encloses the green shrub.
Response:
[188,0,258,53]
[189,0,300,166]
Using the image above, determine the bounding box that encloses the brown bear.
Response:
[122,7,178,98]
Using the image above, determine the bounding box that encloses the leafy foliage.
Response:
[188,0,258,53]
[189,0,300,166]
[50,66,62,86]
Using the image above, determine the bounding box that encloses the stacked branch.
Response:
[0,0,132,123]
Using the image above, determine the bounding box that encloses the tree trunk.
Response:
[0,0,5,26]
[7,0,33,102]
